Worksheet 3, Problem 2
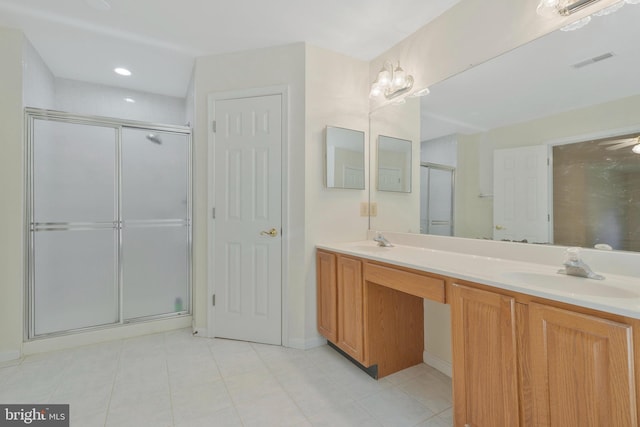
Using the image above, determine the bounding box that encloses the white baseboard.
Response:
[23,316,192,356]
[424,350,452,378]
[0,350,21,364]
[287,336,327,350]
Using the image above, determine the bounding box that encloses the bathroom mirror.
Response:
[370,4,640,252]
[325,126,365,189]
[377,135,412,192]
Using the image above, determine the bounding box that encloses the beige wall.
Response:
[304,45,370,345]
[370,98,421,233]
[0,27,24,361]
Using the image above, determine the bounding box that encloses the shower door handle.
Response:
[260,228,278,237]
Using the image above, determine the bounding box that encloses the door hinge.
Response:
[212,294,216,306]
[548,213,550,222]
[212,207,216,219]
[212,120,216,133]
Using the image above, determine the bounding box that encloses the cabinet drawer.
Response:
[364,263,445,303]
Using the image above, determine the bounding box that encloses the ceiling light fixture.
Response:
[114,67,132,76]
[633,144,640,154]
[369,61,415,100]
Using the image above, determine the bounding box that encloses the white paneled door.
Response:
[493,145,550,244]
[213,94,282,345]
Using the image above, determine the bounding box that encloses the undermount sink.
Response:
[502,271,640,298]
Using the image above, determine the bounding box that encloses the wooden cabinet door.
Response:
[529,303,637,427]
[450,284,519,427]
[316,250,337,342]
[337,255,364,362]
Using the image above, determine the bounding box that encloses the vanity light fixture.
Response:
[114,67,132,76]
[538,0,640,31]
[633,144,640,154]
[369,61,414,100]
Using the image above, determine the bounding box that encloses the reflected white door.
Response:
[213,94,282,345]
[493,145,549,243]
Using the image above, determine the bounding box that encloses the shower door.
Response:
[120,128,190,321]
[27,109,191,338]
[30,118,120,336]
[420,163,455,236]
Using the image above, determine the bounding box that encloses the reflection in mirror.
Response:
[553,133,640,252]
[370,4,640,252]
[325,126,365,189]
[377,135,412,192]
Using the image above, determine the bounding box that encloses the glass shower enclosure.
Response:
[25,108,192,338]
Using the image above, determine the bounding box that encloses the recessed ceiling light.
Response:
[85,0,111,11]
[124,98,136,103]
[114,67,132,76]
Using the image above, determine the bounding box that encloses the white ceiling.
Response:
[420,2,640,141]
[0,0,461,98]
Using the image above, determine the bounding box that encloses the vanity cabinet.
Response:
[528,303,637,427]
[336,255,365,362]
[451,285,639,427]
[316,250,337,342]
[450,284,520,427]
[316,249,440,376]
[316,250,367,364]
[317,246,640,426]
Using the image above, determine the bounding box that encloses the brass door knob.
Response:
[260,228,278,237]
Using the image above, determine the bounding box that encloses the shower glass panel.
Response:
[27,109,192,339]
[31,117,119,336]
[122,227,189,319]
[34,229,118,335]
[121,128,189,220]
[33,120,117,223]
[121,128,190,320]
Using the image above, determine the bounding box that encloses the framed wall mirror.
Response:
[377,135,412,192]
[370,4,640,252]
[325,126,365,190]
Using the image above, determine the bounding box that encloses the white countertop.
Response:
[317,240,640,319]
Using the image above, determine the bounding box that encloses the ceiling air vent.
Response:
[572,52,614,69]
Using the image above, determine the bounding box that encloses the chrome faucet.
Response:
[373,232,393,247]
[558,247,604,280]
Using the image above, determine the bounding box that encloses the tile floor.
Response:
[0,329,453,427]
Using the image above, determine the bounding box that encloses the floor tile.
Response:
[0,329,454,427]
[358,387,435,427]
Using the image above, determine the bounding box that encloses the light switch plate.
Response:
[360,202,369,216]
[370,202,378,217]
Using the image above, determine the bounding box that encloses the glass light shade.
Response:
[560,15,591,31]
[393,65,407,87]
[377,68,391,86]
[593,1,625,15]
[633,144,640,154]
[369,84,383,98]
[537,0,560,17]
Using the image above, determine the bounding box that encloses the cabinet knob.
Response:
[495,225,505,230]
